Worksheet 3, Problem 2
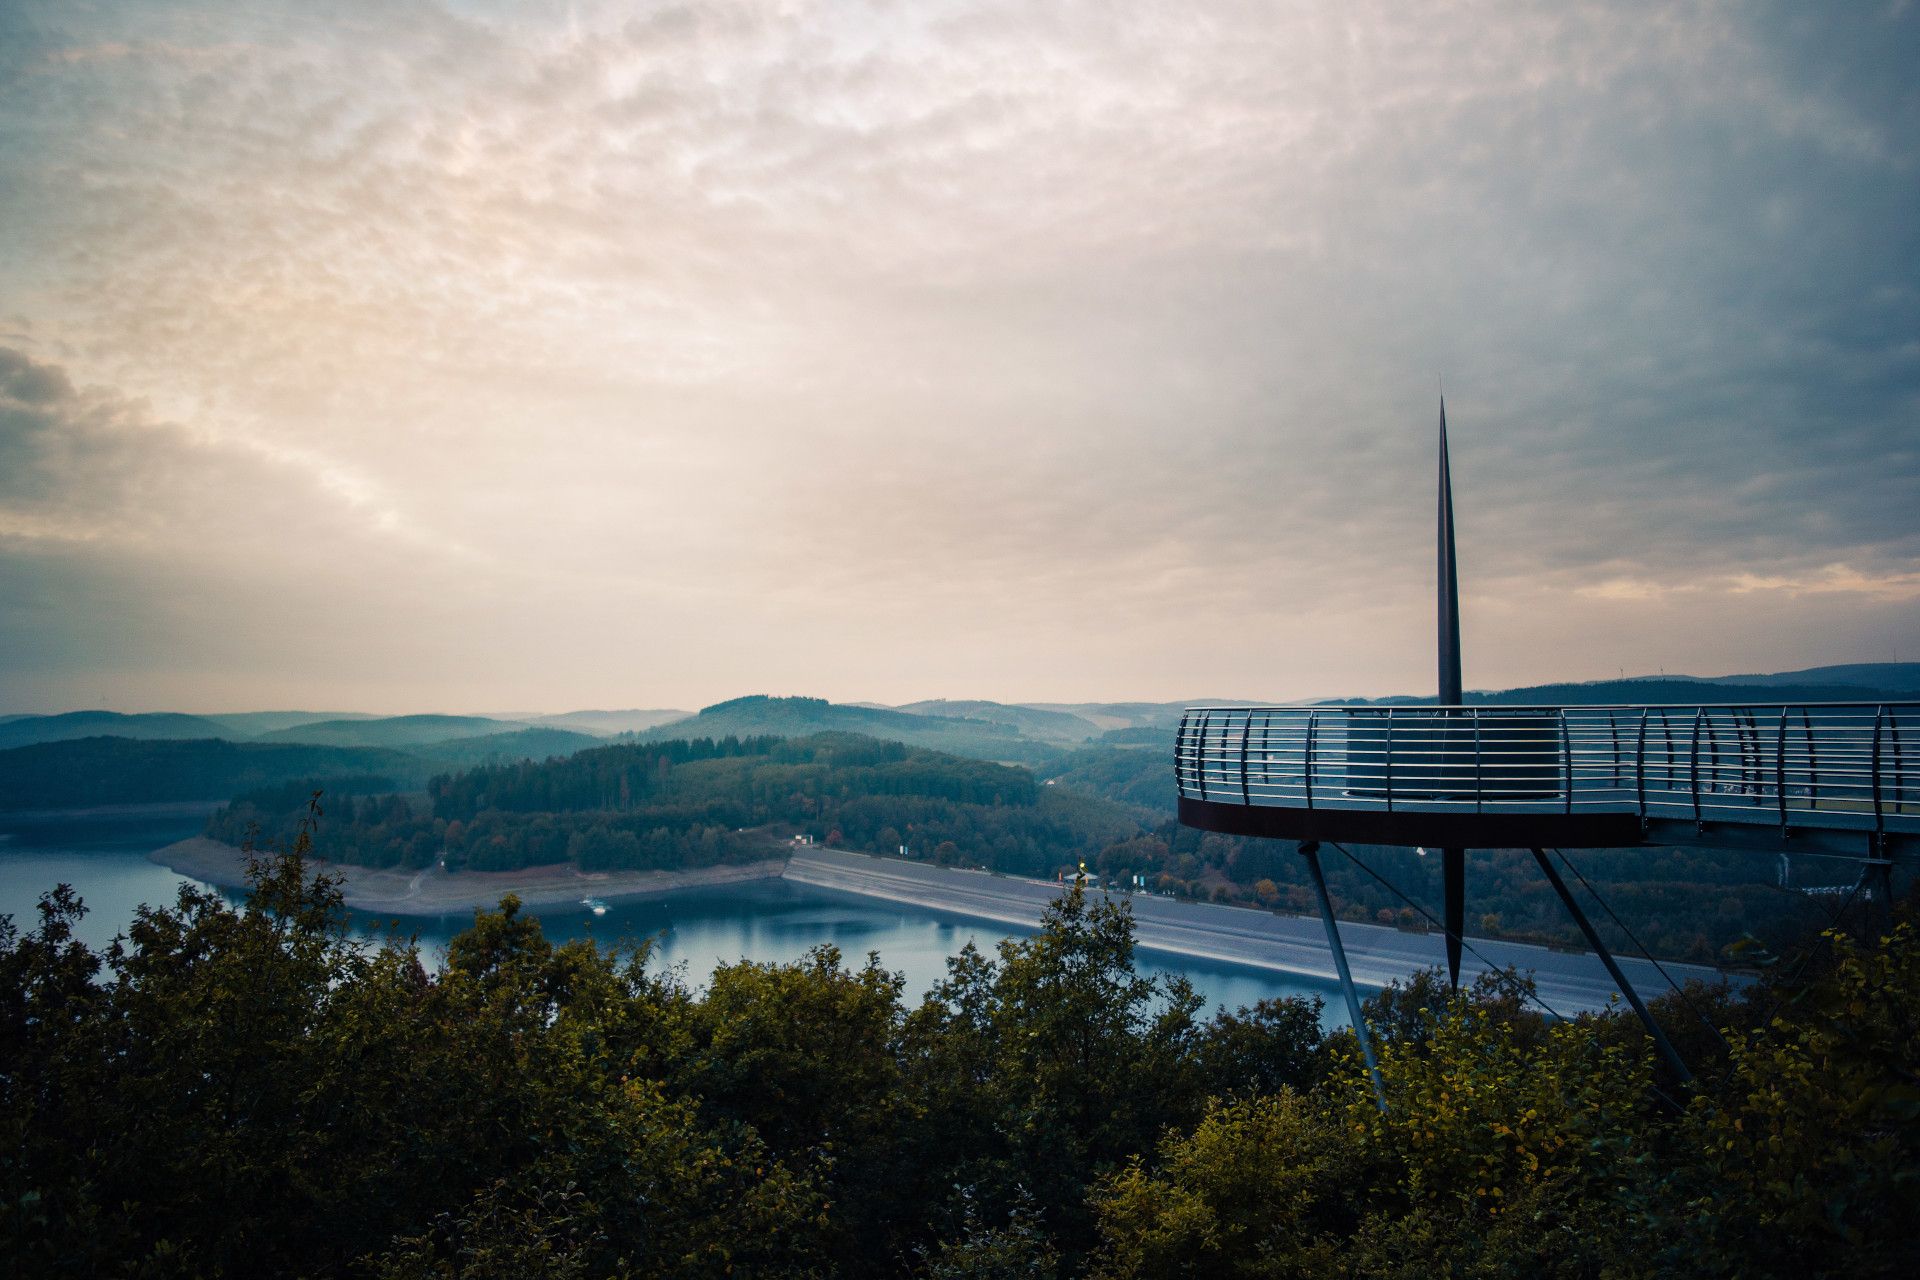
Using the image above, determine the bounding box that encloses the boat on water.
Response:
[581,897,609,916]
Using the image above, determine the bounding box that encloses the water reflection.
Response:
[2,812,1351,1027]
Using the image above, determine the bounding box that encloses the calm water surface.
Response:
[0,810,1349,1025]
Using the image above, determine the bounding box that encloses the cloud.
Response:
[0,0,1915,709]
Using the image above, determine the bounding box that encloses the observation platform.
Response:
[1176,703,1919,860]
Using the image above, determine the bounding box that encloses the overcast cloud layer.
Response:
[0,0,1915,712]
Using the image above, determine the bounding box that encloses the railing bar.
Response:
[1689,709,1704,829]
[1803,707,1819,807]
[1384,708,1395,814]
[1872,706,1885,837]
[1892,708,1906,813]
[1195,711,1210,802]
[1776,706,1789,834]
[1562,710,1574,814]
[1471,707,1484,815]
[1239,711,1253,806]
[1304,710,1318,811]
[1635,708,1649,824]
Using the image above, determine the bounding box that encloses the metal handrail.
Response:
[1173,702,1920,845]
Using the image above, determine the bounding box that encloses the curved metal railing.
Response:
[1175,702,1919,845]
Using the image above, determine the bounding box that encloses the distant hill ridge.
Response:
[0,711,235,751]
[641,696,1060,764]
[1341,676,1919,708]
[893,699,1105,743]
[0,738,417,811]
[1687,662,1920,692]
[255,714,538,748]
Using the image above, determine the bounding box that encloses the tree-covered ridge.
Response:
[0,730,618,811]
[254,714,546,747]
[429,731,1032,819]
[0,737,415,811]
[641,695,1063,764]
[2,839,1913,1278]
[204,733,1134,876]
[0,710,237,750]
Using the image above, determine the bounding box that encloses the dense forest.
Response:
[0,731,625,810]
[2,837,1912,1277]
[639,696,1064,764]
[205,733,1142,879]
[0,737,413,810]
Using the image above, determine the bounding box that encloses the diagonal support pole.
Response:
[1531,848,1691,1085]
[1303,841,1388,1112]
[1442,848,1464,989]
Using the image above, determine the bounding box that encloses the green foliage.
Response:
[1091,1094,1357,1279]
[643,695,1062,765]
[0,736,414,809]
[3,827,1915,1278]
[915,1189,1062,1280]
[1191,995,1331,1098]
[1672,922,1920,1278]
[204,732,1138,879]
[0,820,824,1278]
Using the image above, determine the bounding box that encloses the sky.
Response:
[0,0,1916,714]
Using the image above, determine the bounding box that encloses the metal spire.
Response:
[1438,398,1462,704]
[1438,397,1465,989]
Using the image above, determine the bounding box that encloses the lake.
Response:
[0,809,1352,1025]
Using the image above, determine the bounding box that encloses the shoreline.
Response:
[149,837,1746,1013]
[3,800,226,822]
[150,837,789,916]
[784,847,1744,1014]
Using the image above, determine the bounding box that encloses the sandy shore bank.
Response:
[150,837,788,916]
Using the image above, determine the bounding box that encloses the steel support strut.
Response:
[1302,841,1389,1112]
[1442,849,1464,989]
[1531,848,1692,1085]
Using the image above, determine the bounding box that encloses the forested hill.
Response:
[0,731,610,811]
[892,699,1104,743]
[254,713,541,747]
[0,738,415,811]
[640,695,1061,763]
[0,710,236,750]
[206,732,1146,876]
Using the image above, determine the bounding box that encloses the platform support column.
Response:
[1443,848,1464,989]
[1531,849,1691,1085]
[1302,841,1388,1112]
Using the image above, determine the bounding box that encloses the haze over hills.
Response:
[0,711,237,750]
[401,727,602,770]
[1688,663,1920,692]
[526,709,689,736]
[892,700,1105,743]
[1324,667,1920,708]
[200,711,382,737]
[3,666,1914,811]
[640,696,1056,764]
[1020,701,1236,731]
[254,714,543,748]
